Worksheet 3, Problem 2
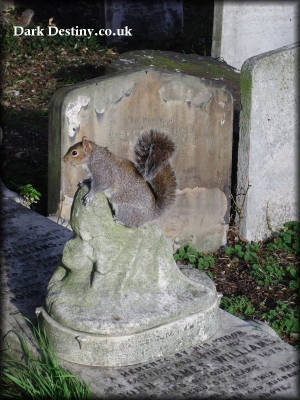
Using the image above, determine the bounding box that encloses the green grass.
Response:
[1,321,90,399]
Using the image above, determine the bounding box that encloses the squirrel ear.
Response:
[82,136,92,154]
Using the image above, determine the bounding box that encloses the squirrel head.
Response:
[63,136,92,166]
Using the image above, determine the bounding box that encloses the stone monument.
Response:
[48,68,233,252]
[38,185,221,366]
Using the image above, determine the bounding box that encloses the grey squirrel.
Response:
[63,130,176,227]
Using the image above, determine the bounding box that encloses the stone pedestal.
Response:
[38,187,221,366]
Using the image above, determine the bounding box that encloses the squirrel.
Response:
[63,130,177,227]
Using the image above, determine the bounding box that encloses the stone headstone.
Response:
[237,43,299,242]
[48,67,233,252]
[1,198,298,398]
[107,49,241,112]
[212,1,298,70]
[39,186,221,366]
[104,0,183,46]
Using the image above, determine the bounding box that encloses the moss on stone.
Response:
[240,69,252,103]
[240,65,253,136]
[137,54,239,82]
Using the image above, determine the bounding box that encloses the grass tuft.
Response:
[0,320,90,399]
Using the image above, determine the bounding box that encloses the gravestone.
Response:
[48,68,233,252]
[237,43,299,242]
[212,1,298,70]
[1,199,298,398]
[39,186,221,366]
[104,0,183,46]
[107,49,241,112]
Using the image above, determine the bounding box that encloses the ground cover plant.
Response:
[174,222,299,347]
[0,320,90,399]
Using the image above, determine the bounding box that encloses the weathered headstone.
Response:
[48,67,233,252]
[237,43,299,242]
[107,50,241,112]
[212,1,298,70]
[104,0,183,46]
[39,186,221,366]
[1,199,298,398]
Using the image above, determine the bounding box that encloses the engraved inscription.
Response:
[97,329,298,398]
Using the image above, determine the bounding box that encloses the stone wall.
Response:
[212,1,298,70]
[48,68,233,252]
[237,43,299,242]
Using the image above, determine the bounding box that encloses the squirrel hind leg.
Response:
[114,204,150,227]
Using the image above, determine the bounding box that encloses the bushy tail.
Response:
[134,130,177,215]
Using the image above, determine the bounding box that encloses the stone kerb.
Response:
[48,68,233,252]
[237,43,299,242]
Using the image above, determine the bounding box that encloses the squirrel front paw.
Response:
[82,192,93,206]
[112,215,127,226]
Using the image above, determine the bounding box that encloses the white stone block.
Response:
[237,43,299,241]
[212,1,298,70]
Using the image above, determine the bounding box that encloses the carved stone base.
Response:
[40,189,222,366]
[37,295,221,366]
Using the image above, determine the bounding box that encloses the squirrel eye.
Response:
[72,150,78,156]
